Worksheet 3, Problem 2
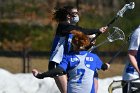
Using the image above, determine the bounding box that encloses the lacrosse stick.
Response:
[107,2,135,27]
[88,27,125,52]
[108,40,127,64]
[108,78,140,93]
[90,2,135,43]
[107,32,133,64]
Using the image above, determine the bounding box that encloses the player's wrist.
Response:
[101,63,109,71]
[35,73,44,79]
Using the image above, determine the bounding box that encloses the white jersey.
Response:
[67,54,94,93]
[59,51,103,93]
[49,34,73,63]
[128,25,140,51]
[123,25,140,81]
[49,36,66,63]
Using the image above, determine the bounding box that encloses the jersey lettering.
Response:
[71,57,79,62]
[85,57,93,61]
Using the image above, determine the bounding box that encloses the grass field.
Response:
[0,56,126,79]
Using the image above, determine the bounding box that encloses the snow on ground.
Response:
[0,68,122,93]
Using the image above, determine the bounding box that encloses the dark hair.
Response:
[53,6,75,22]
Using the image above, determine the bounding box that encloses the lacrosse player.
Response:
[122,25,140,93]
[48,5,108,93]
[32,30,110,93]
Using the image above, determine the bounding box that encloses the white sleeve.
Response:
[128,27,140,50]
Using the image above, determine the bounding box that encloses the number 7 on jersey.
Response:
[77,69,85,84]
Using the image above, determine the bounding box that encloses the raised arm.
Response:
[59,23,108,35]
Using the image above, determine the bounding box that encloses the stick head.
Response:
[117,2,135,17]
[128,2,135,9]
[107,27,125,42]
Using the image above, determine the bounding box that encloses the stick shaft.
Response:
[107,16,119,27]
[89,40,108,52]
[89,15,119,45]
[108,41,127,64]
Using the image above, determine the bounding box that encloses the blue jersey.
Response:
[59,51,103,93]
[49,34,72,63]
[49,23,99,64]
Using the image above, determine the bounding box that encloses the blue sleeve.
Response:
[94,54,103,70]
[58,55,69,72]
[64,34,73,54]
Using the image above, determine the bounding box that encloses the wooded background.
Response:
[0,0,139,75]
[0,0,139,52]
